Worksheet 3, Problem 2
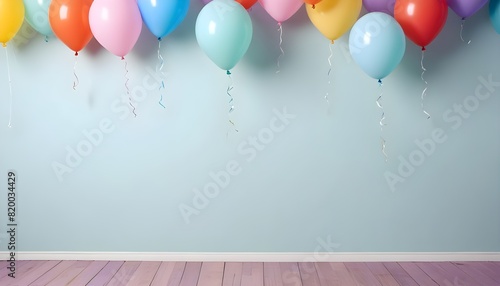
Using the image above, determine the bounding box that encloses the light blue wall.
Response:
[0,2,499,253]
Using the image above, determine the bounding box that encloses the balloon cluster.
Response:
[0,0,499,78]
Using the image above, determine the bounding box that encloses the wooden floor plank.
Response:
[263,262,283,286]
[69,261,109,286]
[45,260,91,286]
[280,262,302,286]
[415,262,460,286]
[5,260,61,286]
[0,260,27,279]
[106,261,141,286]
[1,260,46,285]
[126,261,162,286]
[241,262,264,286]
[179,262,202,286]
[198,262,225,286]
[150,262,180,286]
[482,262,500,282]
[298,262,321,286]
[452,262,499,286]
[327,263,357,286]
[345,262,382,286]
[399,262,439,286]
[314,263,335,286]
[366,262,399,286]
[29,260,77,286]
[384,262,419,286]
[222,262,243,286]
[437,262,484,285]
[87,261,125,286]
[166,261,187,286]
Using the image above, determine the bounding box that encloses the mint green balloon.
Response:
[195,0,253,72]
[23,0,53,37]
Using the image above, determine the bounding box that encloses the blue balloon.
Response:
[490,0,500,34]
[195,0,253,72]
[349,12,406,81]
[137,0,190,40]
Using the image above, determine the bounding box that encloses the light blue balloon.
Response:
[137,0,190,40]
[195,0,253,72]
[23,0,53,37]
[490,0,500,34]
[349,12,406,81]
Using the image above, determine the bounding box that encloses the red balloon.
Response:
[304,0,322,8]
[238,0,258,10]
[49,0,94,54]
[394,0,447,50]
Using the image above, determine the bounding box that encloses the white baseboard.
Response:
[1,252,500,262]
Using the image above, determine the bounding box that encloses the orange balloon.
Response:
[304,0,322,8]
[394,0,447,50]
[49,0,94,54]
[237,0,258,10]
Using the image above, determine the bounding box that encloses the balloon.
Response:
[138,0,190,40]
[0,0,25,47]
[49,0,93,54]
[349,12,406,80]
[89,0,142,58]
[394,0,447,50]
[258,0,304,23]
[363,0,395,16]
[306,0,362,42]
[200,0,258,10]
[304,0,322,9]
[195,0,253,71]
[491,0,500,34]
[23,0,52,37]
[448,0,488,19]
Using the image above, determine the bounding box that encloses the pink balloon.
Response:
[258,0,304,23]
[89,0,142,58]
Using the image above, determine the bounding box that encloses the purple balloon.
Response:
[447,0,488,19]
[363,0,395,16]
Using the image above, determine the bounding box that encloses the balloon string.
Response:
[460,18,471,45]
[377,80,388,162]
[123,58,137,117]
[73,55,79,91]
[226,71,238,138]
[421,50,430,119]
[45,36,49,43]
[276,23,284,74]
[5,47,13,128]
[157,40,166,109]
[325,42,333,112]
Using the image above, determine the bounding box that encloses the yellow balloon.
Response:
[0,0,25,47]
[306,0,362,42]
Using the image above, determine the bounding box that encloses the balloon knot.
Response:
[462,17,466,21]
[278,22,282,26]
[2,43,6,48]
[312,4,315,9]
[331,40,334,45]
[121,56,125,60]
[226,70,232,75]
[75,52,79,56]
[421,47,426,51]
[158,37,162,41]
[378,79,382,84]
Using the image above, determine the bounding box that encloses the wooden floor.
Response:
[1,260,499,285]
